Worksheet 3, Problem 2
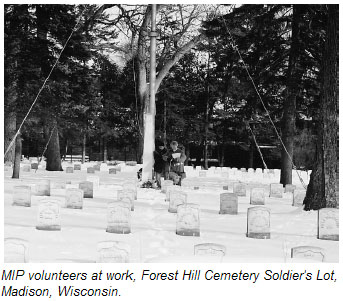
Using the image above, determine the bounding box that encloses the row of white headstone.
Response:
[4,237,327,263]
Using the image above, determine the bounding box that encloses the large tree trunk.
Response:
[46,119,63,171]
[304,5,338,210]
[4,99,17,163]
[12,132,22,179]
[280,5,301,186]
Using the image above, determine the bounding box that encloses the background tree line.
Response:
[4,4,338,209]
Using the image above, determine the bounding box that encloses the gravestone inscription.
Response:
[219,193,238,215]
[247,206,271,239]
[96,241,130,263]
[12,186,31,207]
[176,203,200,237]
[36,200,61,231]
[106,202,131,234]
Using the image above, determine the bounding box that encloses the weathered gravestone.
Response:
[176,203,200,237]
[87,167,95,174]
[96,241,130,263]
[161,180,174,193]
[106,202,131,234]
[66,166,74,173]
[199,171,207,177]
[66,188,83,209]
[194,243,226,257]
[317,208,339,241]
[36,180,51,196]
[117,190,135,211]
[4,238,29,263]
[94,164,101,171]
[36,200,61,231]
[22,164,31,172]
[292,190,306,207]
[169,190,187,213]
[233,182,246,197]
[269,183,283,198]
[12,186,31,207]
[247,206,271,239]
[31,163,38,170]
[123,181,137,200]
[87,175,100,189]
[250,188,265,205]
[165,185,181,202]
[219,193,238,215]
[52,181,66,189]
[285,184,296,193]
[222,185,229,190]
[73,164,81,171]
[109,168,117,174]
[220,171,228,178]
[79,181,93,198]
[291,246,325,262]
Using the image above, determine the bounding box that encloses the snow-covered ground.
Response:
[3,162,339,263]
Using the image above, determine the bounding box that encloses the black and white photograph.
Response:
[3,3,339,265]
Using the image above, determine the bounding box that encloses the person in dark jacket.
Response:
[166,141,187,185]
[153,141,168,188]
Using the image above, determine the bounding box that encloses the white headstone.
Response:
[96,241,130,263]
[219,193,238,215]
[168,191,187,213]
[74,164,81,171]
[221,172,229,178]
[199,171,207,177]
[36,200,61,231]
[66,166,74,173]
[292,190,306,207]
[109,168,117,174]
[4,238,29,263]
[12,186,31,207]
[117,190,135,211]
[233,182,246,197]
[36,180,51,196]
[87,175,100,189]
[291,246,325,262]
[194,243,226,257]
[269,183,283,198]
[176,203,200,237]
[106,202,131,234]
[79,181,93,198]
[161,180,173,193]
[165,185,181,202]
[250,188,265,205]
[247,206,271,239]
[318,208,339,241]
[66,188,83,209]
[22,164,31,172]
[123,181,137,200]
[285,184,296,193]
[87,167,95,173]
